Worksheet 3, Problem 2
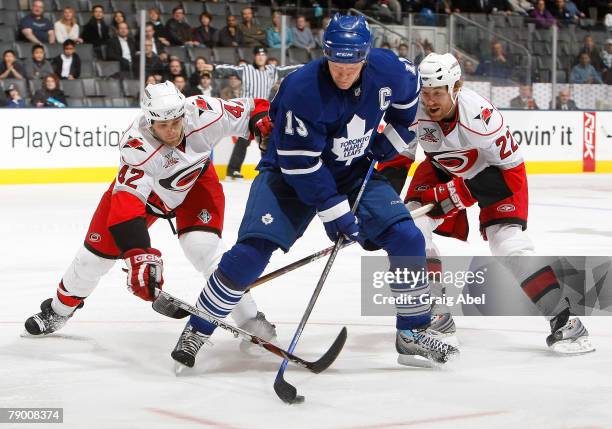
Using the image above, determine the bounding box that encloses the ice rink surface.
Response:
[1,174,611,429]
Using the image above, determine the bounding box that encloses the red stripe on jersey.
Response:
[122,143,164,167]
[427,258,442,275]
[107,191,146,228]
[57,282,83,307]
[521,266,560,302]
[459,105,504,137]
[377,154,414,171]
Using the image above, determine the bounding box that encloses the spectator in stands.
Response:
[19,0,55,45]
[143,22,168,61]
[475,41,513,80]
[165,58,187,81]
[240,7,266,48]
[193,13,217,47]
[166,6,199,46]
[551,88,578,110]
[220,72,241,100]
[0,50,26,80]
[510,84,539,109]
[570,52,604,83]
[602,39,612,84]
[148,7,169,41]
[32,74,67,107]
[216,14,244,47]
[507,0,534,15]
[551,0,576,25]
[107,22,136,76]
[292,15,316,52]
[453,0,510,14]
[25,44,53,80]
[316,16,331,47]
[189,71,216,97]
[110,11,127,38]
[564,0,586,20]
[397,43,409,60]
[145,74,157,85]
[51,40,80,80]
[5,84,25,108]
[577,35,604,72]
[530,0,556,28]
[171,75,189,95]
[605,2,612,32]
[266,11,293,48]
[139,40,165,81]
[189,56,214,87]
[414,40,433,65]
[54,7,82,44]
[463,59,477,76]
[81,5,110,59]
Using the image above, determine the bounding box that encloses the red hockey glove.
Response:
[254,115,273,153]
[123,248,164,301]
[421,177,477,219]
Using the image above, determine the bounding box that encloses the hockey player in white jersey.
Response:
[379,53,594,354]
[24,81,277,352]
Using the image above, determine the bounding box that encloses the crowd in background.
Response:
[0,0,611,108]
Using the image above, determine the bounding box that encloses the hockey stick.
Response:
[247,203,433,290]
[161,203,434,321]
[274,160,377,405]
[152,289,345,374]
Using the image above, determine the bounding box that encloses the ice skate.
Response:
[547,309,595,355]
[396,326,459,367]
[237,311,277,355]
[24,298,83,336]
[171,322,212,374]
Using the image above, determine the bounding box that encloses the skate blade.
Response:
[550,337,596,355]
[173,361,194,376]
[397,354,441,368]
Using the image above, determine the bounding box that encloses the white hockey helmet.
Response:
[141,81,186,125]
[419,53,462,97]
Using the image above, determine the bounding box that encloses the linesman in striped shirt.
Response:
[214,46,301,179]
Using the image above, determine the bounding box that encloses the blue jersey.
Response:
[259,48,420,213]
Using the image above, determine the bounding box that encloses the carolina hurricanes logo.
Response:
[432,149,479,174]
[497,203,516,212]
[123,138,146,152]
[420,127,439,143]
[474,107,493,127]
[195,97,212,111]
[158,158,209,192]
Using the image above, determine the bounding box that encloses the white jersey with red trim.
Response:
[113,95,254,211]
[403,87,523,179]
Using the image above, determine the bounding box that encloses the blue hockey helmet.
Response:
[322,14,371,64]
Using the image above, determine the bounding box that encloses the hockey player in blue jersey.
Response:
[171,14,459,370]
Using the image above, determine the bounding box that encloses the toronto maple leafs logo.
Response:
[332,115,372,166]
[261,213,274,225]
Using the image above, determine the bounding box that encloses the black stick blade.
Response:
[152,293,190,319]
[274,374,305,404]
[309,327,347,374]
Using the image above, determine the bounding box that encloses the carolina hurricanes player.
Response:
[24,81,277,351]
[379,53,594,354]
